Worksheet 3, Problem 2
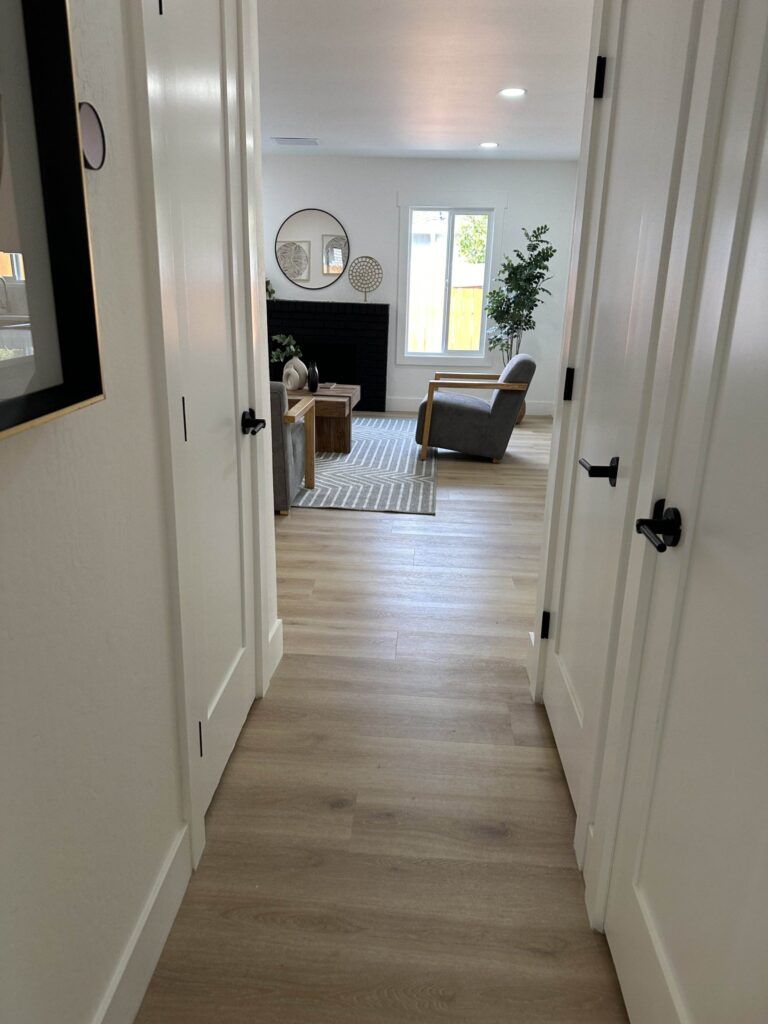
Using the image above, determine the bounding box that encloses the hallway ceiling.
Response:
[258,0,593,159]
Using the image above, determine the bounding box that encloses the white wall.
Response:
[0,3,188,1022]
[263,155,577,414]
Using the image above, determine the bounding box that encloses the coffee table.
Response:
[287,384,361,454]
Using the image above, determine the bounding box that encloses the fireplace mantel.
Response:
[266,299,389,411]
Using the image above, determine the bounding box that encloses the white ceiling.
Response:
[258,0,593,159]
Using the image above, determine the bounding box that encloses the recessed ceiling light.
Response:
[480,141,499,149]
[499,87,527,98]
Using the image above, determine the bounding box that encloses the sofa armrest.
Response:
[284,396,316,488]
[284,394,315,423]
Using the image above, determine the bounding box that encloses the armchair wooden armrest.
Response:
[428,380,527,390]
[433,371,499,380]
[419,378,528,461]
[284,395,316,489]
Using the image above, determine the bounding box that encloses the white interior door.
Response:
[141,0,259,836]
[604,3,768,1019]
[541,0,706,849]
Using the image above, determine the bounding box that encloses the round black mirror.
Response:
[275,208,349,289]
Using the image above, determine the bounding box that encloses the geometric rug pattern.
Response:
[292,415,436,515]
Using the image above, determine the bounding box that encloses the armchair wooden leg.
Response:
[304,406,316,488]
[420,384,436,461]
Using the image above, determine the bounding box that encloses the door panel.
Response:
[543,0,703,831]
[605,4,768,1018]
[144,0,257,821]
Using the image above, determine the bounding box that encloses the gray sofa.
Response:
[270,382,315,513]
[415,354,536,462]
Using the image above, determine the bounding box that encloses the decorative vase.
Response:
[283,356,307,389]
[283,365,300,390]
[307,361,319,393]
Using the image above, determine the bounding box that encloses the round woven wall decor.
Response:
[348,256,383,300]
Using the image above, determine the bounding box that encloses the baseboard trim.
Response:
[265,617,283,694]
[524,401,554,417]
[386,397,422,413]
[93,826,192,1024]
[386,396,554,417]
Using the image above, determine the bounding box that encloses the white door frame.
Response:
[584,0,765,929]
[130,0,281,866]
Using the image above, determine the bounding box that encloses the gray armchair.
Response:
[415,354,536,462]
[270,382,316,513]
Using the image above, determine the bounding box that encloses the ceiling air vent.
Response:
[271,137,319,146]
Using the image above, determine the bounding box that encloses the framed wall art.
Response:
[276,239,311,283]
[0,0,103,439]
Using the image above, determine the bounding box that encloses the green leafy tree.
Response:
[485,225,556,362]
[456,215,489,264]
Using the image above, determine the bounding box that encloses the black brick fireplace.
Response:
[266,299,389,412]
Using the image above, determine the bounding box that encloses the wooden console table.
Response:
[287,384,361,454]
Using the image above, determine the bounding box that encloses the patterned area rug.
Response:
[292,415,436,514]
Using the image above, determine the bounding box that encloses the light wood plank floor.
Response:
[136,416,627,1024]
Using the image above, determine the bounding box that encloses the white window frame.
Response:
[396,190,508,367]
[10,253,25,280]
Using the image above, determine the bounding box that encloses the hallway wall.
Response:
[0,3,187,1022]
[262,155,578,414]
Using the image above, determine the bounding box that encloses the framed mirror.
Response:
[275,208,349,290]
[0,0,103,439]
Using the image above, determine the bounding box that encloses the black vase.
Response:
[307,361,319,393]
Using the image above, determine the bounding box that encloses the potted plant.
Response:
[486,224,556,358]
[270,333,307,389]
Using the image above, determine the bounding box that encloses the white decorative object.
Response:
[283,356,307,389]
[282,365,300,390]
[348,256,383,301]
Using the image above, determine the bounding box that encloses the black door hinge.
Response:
[198,721,203,757]
[593,56,607,99]
[541,610,551,640]
[181,395,188,441]
[563,367,575,402]
[159,0,164,13]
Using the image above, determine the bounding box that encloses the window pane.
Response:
[406,210,449,353]
[447,213,489,352]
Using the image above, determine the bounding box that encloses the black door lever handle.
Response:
[635,499,682,552]
[578,455,619,487]
[241,409,266,436]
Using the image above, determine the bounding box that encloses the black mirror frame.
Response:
[274,208,350,291]
[0,0,103,439]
